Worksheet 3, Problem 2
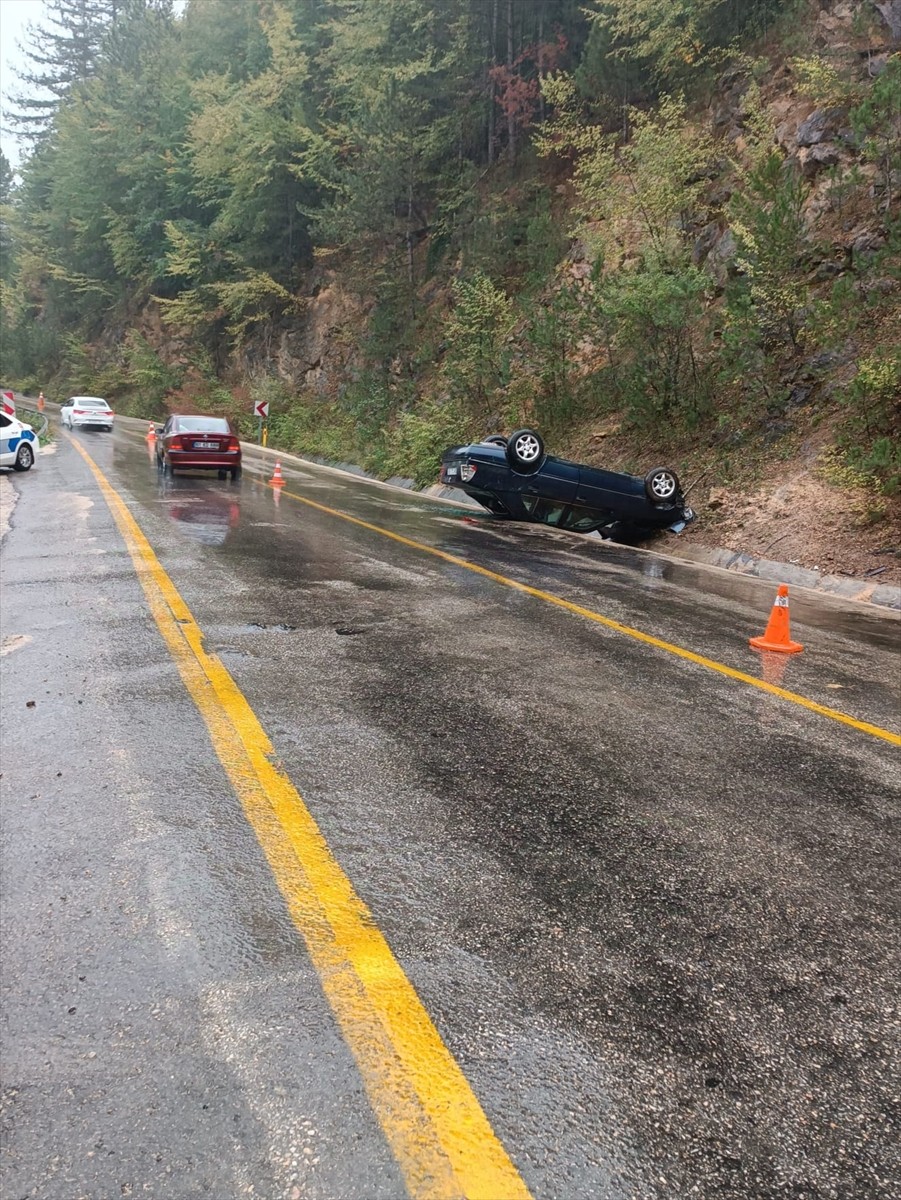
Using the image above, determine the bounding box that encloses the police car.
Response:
[0,396,38,471]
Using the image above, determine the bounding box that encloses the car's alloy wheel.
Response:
[13,444,34,471]
[644,467,680,504]
[507,428,545,472]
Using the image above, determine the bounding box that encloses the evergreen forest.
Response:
[1,0,899,500]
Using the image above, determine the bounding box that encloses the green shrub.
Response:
[838,351,901,494]
[384,400,469,488]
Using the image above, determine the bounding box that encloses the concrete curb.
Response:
[659,543,901,611]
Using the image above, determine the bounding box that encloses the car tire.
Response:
[482,434,508,447]
[162,458,174,478]
[230,467,242,482]
[13,444,34,471]
[218,469,227,480]
[506,428,545,473]
[644,467,680,505]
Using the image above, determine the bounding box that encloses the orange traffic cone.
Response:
[270,460,285,487]
[749,585,804,654]
[146,421,156,441]
[37,391,45,412]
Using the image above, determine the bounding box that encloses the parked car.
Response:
[439,429,693,539]
[156,415,242,480]
[0,410,38,471]
[61,396,115,430]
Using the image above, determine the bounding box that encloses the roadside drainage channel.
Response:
[660,544,901,611]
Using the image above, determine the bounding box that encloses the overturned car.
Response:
[440,429,694,540]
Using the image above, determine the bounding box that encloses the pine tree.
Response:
[5,0,119,145]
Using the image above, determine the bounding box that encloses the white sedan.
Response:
[61,396,115,430]
[0,411,38,470]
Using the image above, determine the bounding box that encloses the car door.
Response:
[522,455,579,504]
[0,412,13,465]
[575,463,648,523]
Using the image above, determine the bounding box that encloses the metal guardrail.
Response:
[14,403,49,440]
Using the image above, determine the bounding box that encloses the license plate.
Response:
[444,466,458,479]
[193,441,219,450]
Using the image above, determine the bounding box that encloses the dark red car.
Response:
[156,415,242,480]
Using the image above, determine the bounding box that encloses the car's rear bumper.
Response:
[71,416,113,427]
[166,451,241,470]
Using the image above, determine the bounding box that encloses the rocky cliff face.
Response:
[221,2,897,410]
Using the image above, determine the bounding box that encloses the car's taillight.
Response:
[227,437,240,450]
[73,409,85,415]
[460,463,477,482]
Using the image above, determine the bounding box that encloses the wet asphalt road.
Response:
[1,424,899,1200]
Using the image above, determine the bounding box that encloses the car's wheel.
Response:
[481,434,508,447]
[644,467,680,505]
[217,469,227,480]
[506,428,545,472]
[162,457,174,478]
[230,466,242,482]
[13,444,34,472]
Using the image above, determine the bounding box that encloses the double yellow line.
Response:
[69,438,533,1200]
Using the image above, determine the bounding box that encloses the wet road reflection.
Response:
[158,478,242,547]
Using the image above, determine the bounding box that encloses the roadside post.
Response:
[254,399,269,445]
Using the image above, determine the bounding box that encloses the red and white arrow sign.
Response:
[254,400,269,419]
[1,390,15,416]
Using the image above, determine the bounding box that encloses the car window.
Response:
[174,417,230,433]
[0,414,11,428]
[521,496,568,527]
[561,509,606,532]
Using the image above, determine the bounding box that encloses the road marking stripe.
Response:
[269,481,901,748]
[69,437,533,1200]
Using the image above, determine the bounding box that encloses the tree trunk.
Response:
[538,0,545,125]
[405,178,414,287]
[488,0,497,165]
[506,0,515,165]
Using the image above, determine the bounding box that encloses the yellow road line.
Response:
[268,481,901,748]
[69,437,533,1200]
